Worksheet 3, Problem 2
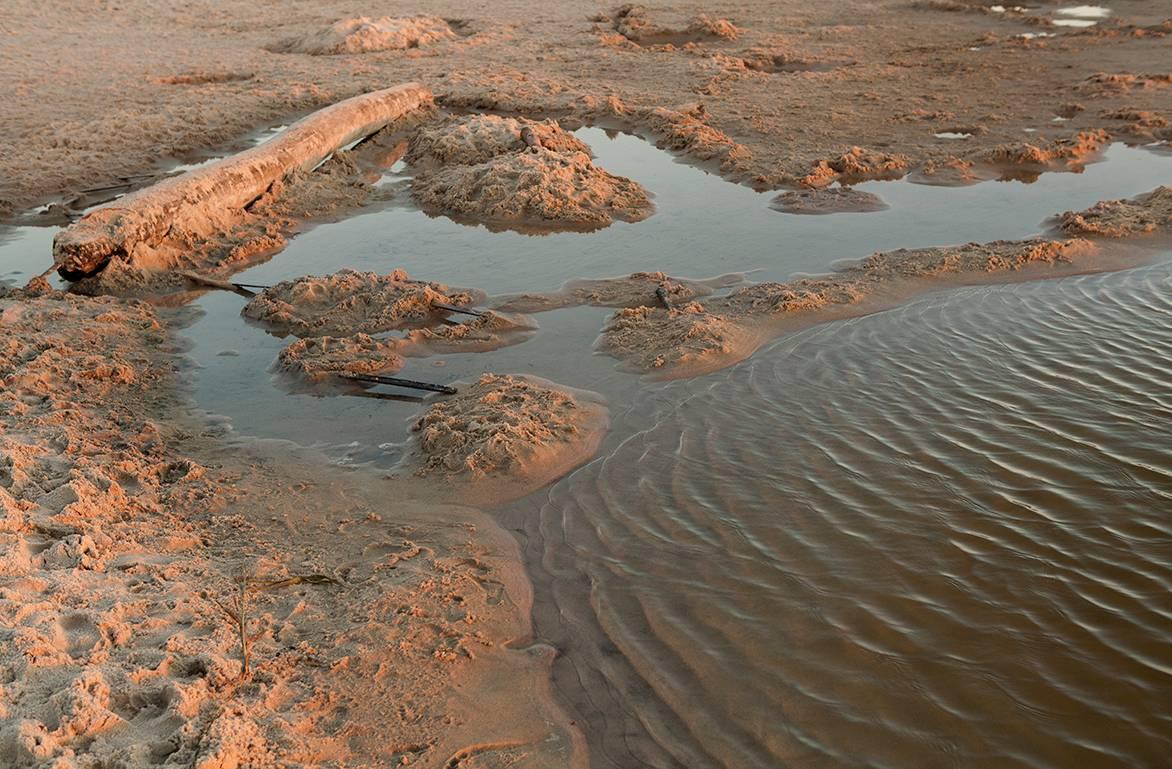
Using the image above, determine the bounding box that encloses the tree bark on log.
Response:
[53,83,433,280]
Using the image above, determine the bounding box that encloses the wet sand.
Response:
[1,2,1171,768]
[2,0,1170,219]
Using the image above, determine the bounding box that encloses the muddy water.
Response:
[3,131,1171,768]
[515,260,1172,768]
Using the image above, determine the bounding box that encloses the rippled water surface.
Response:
[3,130,1170,768]
[518,260,1172,768]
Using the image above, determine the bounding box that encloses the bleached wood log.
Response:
[53,83,432,280]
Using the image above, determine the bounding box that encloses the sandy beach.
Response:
[2,2,1170,768]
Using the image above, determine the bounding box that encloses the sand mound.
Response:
[277,333,406,381]
[596,237,1098,377]
[640,105,751,172]
[242,269,482,337]
[610,5,740,45]
[412,147,652,230]
[598,301,754,373]
[909,156,980,186]
[407,114,590,168]
[771,187,888,215]
[1058,186,1172,237]
[801,147,910,187]
[1076,72,1172,95]
[270,16,456,55]
[408,374,605,478]
[404,311,535,353]
[494,271,741,313]
[982,130,1109,171]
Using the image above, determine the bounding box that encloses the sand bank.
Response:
[493,271,744,313]
[596,236,1104,377]
[243,269,482,338]
[1058,185,1172,237]
[0,287,583,768]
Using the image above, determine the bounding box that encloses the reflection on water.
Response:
[519,260,1172,768]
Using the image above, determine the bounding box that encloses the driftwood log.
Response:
[53,83,433,280]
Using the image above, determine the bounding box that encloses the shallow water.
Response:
[516,260,1172,768]
[2,130,1171,768]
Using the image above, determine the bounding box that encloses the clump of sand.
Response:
[269,16,456,55]
[404,310,535,353]
[412,146,653,230]
[494,271,742,313]
[910,156,980,186]
[408,374,607,479]
[599,301,755,372]
[596,237,1098,378]
[609,5,740,45]
[1058,186,1172,237]
[243,269,482,337]
[640,104,752,172]
[407,114,590,167]
[1076,72,1172,95]
[277,333,406,381]
[982,129,1109,171]
[801,147,910,187]
[771,187,888,215]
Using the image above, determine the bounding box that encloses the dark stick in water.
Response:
[338,372,457,395]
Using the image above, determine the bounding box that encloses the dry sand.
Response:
[3,1,1169,218]
[0,288,580,768]
[408,115,652,231]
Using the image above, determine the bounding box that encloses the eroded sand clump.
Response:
[771,187,888,215]
[407,114,590,167]
[597,237,1098,377]
[801,147,910,187]
[404,311,535,353]
[270,16,456,55]
[408,374,606,479]
[599,301,755,372]
[641,105,752,173]
[412,146,652,229]
[276,333,406,381]
[982,129,1109,171]
[243,269,482,337]
[494,271,740,313]
[608,5,740,45]
[1058,186,1172,237]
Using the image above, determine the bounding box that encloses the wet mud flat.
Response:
[4,106,1172,769]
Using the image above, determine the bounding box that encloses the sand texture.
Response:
[771,187,889,214]
[494,271,744,313]
[597,236,1101,377]
[242,269,483,337]
[0,288,582,769]
[1058,185,1172,237]
[409,115,652,231]
[269,16,457,56]
[2,1,1171,220]
[407,374,608,485]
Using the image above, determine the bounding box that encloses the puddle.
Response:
[3,121,1171,768]
[1055,4,1111,18]
[934,131,973,139]
[5,134,1172,460]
